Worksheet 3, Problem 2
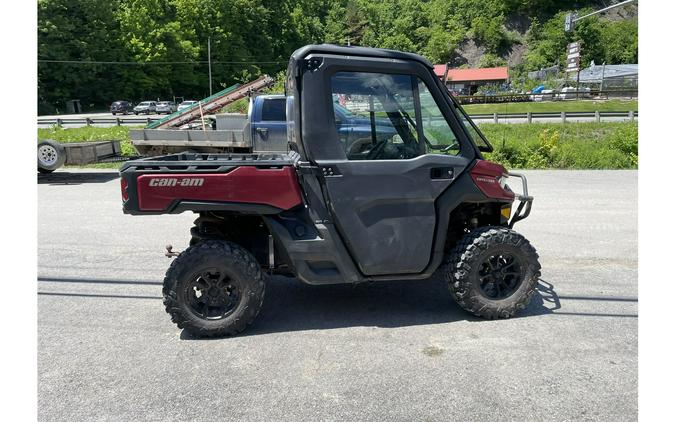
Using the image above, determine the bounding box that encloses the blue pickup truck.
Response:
[251,94,397,156]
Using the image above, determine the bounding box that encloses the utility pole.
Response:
[207,37,213,96]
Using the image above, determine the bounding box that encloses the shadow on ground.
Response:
[38,275,636,339]
[37,171,119,185]
[181,277,563,339]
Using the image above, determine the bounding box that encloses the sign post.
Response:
[566,41,582,99]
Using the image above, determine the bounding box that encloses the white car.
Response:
[177,100,198,111]
[133,101,157,115]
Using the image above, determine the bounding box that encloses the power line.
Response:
[38,59,286,65]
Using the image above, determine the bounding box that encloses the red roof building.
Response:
[433,65,509,94]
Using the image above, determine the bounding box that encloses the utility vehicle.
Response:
[120,44,540,337]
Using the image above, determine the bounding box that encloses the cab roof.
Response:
[290,44,433,69]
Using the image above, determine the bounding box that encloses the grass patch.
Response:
[480,121,637,169]
[37,125,140,156]
[462,99,638,115]
[37,122,637,170]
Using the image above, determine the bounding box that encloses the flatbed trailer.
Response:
[38,139,128,173]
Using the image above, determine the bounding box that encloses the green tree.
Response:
[38,0,127,113]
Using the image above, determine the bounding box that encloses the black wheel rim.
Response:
[184,268,241,320]
[477,252,524,300]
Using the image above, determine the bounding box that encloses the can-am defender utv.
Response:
[120,44,540,337]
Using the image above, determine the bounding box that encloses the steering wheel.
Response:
[365,139,389,160]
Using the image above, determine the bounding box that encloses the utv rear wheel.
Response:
[446,227,540,319]
[162,240,265,337]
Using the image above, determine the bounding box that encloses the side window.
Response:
[261,98,286,122]
[329,72,460,160]
[330,72,422,160]
[418,81,460,155]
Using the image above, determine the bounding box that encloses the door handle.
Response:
[430,167,455,180]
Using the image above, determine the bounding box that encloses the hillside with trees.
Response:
[38,0,638,114]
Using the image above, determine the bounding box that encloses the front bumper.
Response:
[506,172,533,228]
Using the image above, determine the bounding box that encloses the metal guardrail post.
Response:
[527,112,532,124]
[629,110,634,121]
[595,111,600,122]
[561,111,566,123]
[147,118,151,125]
[86,117,92,126]
[56,118,62,127]
[493,112,498,123]
[116,118,121,126]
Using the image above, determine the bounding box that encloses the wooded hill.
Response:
[38,0,638,114]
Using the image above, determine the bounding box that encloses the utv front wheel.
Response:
[446,227,540,319]
[163,240,265,337]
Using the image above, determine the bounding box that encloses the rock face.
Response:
[444,3,637,69]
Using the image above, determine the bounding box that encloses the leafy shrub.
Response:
[607,122,638,167]
[483,122,638,169]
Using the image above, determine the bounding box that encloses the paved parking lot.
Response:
[38,169,637,421]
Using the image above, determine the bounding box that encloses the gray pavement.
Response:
[38,169,637,421]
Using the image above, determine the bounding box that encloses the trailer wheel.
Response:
[445,226,540,319]
[163,240,265,337]
[37,140,66,173]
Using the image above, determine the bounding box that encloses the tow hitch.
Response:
[165,244,180,258]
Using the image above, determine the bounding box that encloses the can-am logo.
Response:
[148,177,204,187]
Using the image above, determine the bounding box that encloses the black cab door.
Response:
[298,53,476,276]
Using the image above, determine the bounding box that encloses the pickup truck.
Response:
[131,94,396,157]
[130,94,289,156]
[120,44,539,337]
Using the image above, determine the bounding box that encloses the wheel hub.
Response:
[38,145,58,166]
[187,269,240,320]
[478,253,523,300]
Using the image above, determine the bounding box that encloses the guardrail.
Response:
[470,110,638,123]
[37,110,638,128]
[454,89,638,104]
[37,116,161,127]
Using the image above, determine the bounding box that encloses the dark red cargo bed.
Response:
[119,152,303,215]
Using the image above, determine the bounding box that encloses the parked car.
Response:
[110,100,133,115]
[133,101,157,115]
[155,101,177,114]
[177,100,198,111]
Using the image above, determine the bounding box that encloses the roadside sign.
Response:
[564,13,574,32]
[567,41,581,51]
[566,57,580,66]
[565,64,580,73]
[565,41,582,72]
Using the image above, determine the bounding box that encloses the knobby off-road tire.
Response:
[163,240,265,337]
[446,226,541,319]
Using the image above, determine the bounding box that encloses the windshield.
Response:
[449,96,493,152]
[138,102,151,106]
[181,101,196,105]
